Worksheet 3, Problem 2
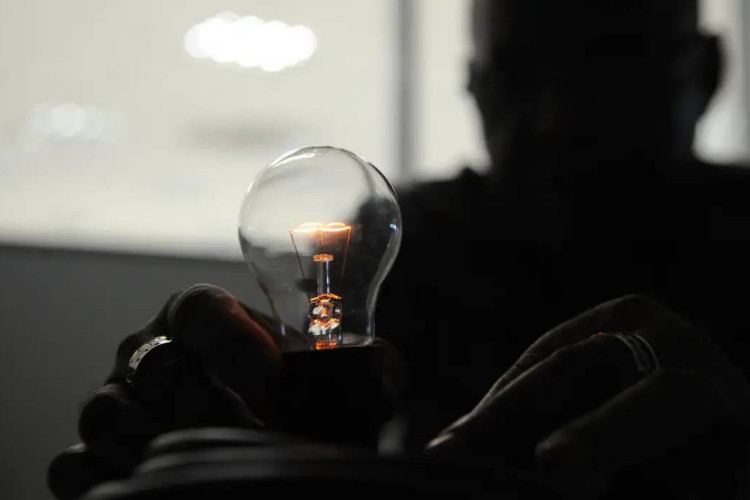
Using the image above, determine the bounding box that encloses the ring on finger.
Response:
[595,331,660,376]
[126,336,173,384]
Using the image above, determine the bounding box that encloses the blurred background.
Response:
[0,1,748,498]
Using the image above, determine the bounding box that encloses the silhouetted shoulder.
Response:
[676,162,750,240]
[377,167,492,344]
[394,168,489,231]
[669,160,750,187]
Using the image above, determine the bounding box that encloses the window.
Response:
[0,1,395,258]
[414,0,750,176]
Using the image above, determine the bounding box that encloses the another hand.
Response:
[48,284,283,500]
[427,295,750,498]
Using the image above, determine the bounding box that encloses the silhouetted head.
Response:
[469,0,720,181]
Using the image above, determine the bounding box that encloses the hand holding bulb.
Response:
[48,147,404,499]
[47,284,285,500]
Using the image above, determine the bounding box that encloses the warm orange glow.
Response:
[289,222,351,347]
[315,338,340,350]
[290,222,352,234]
[289,221,353,278]
[310,293,342,302]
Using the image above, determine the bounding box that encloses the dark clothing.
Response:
[376,163,750,449]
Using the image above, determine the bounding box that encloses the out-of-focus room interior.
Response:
[0,1,748,498]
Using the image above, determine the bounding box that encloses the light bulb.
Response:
[238,146,402,352]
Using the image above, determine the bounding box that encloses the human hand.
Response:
[426,295,750,498]
[48,284,283,500]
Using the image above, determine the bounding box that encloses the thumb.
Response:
[168,284,284,422]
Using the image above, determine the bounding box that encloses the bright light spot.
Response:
[288,25,317,64]
[184,12,318,71]
[50,103,86,138]
[235,17,264,68]
[216,11,239,22]
[23,102,113,143]
[184,25,207,59]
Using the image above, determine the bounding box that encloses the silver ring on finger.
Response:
[595,331,660,376]
[126,335,173,384]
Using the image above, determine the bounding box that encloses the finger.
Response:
[106,290,183,384]
[78,384,155,471]
[167,284,283,422]
[48,444,125,500]
[476,294,689,409]
[373,336,407,399]
[78,286,268,479]
[427,333,643,462]
[237,301,277,339]
[629,321,744,378]
[535,369,750,491]
[81,376,258,471]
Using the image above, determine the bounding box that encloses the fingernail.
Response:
[168,285,230,333]
[424,432,474,457]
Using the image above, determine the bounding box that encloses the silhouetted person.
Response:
[377,0,750,449]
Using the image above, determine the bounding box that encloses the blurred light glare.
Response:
[289,25,317,63]
[50,103,86,138]
[23,102,113,143]
[184,12,317,71]
[216,11,240,22]
[200,18,234,63]
[184,25,207,59]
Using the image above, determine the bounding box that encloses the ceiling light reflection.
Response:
[184,13,317,71]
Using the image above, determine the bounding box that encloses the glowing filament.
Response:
[289,222,352,349]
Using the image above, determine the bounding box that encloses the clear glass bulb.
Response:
[238,146,402,352]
